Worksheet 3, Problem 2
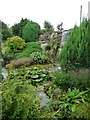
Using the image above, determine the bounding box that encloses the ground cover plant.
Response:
[16,42,42,59]
[7,65,53,86]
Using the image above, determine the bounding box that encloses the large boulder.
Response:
[5,58,33,68]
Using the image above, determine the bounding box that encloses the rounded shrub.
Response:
[58,19,90,70]
[22,21,41,42]
[6,36,26,53]
[30,52,50,64]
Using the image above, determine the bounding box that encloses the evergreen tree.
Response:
[0,20,13,41]
[58,19,90,70]
[43,21,54,34]
[12,18,30,37]
[22,21,41,42]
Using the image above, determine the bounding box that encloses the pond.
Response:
[36,86,50,108]
[2,67,8,79]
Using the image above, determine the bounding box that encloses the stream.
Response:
[36,86,50,108]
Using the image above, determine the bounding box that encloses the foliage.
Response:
[2,78,55,119]
[58,19,90,70]
[6,52,50,68]
[0,20,13,41]
[11,18,30,37]
[42,33,61,61]
[30,52,50,64]
[6,36,26,53]
[53,69,90,91]
[7,66,53,86]
[43,21,54,34]
[46,85,90,119]
[46,33,61,61]
[16,42,42,58]
[22,21,41,42]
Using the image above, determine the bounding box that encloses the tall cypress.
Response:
[58,19,90,70]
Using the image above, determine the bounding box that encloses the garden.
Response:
[0,18,90,119]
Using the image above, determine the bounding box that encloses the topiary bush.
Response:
[6,36,26,53]
[58,19,90,70]
[22,21,41,42]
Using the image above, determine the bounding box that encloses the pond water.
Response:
[2,67,8,79]
[41,43,48,52]
[36,86,50,108]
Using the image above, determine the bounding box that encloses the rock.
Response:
[5,58,33,69]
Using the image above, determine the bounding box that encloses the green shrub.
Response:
[16,42,42,58]
[53,69,90,91]
[22,21,41,42]
[58,19,90,70]
[2,78,55,119]
[6,36,26,53]
[30,52,50,64]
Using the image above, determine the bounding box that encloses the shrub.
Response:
[30,52,50,64]
[58,19,90,70]
[2,78,55,119]
[53,69,90,91]
[16,42,42,59]
[22,21,41,42]
[6,36,26,53]
[47,86,90,119]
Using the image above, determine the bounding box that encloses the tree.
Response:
[0,20,13,41]
[12,18,30,37]
[58,19,90,70]
[57,22,63,33]
[22,21,41,42]
[43,21,54,34]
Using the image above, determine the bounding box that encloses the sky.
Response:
[0,0,89,30]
